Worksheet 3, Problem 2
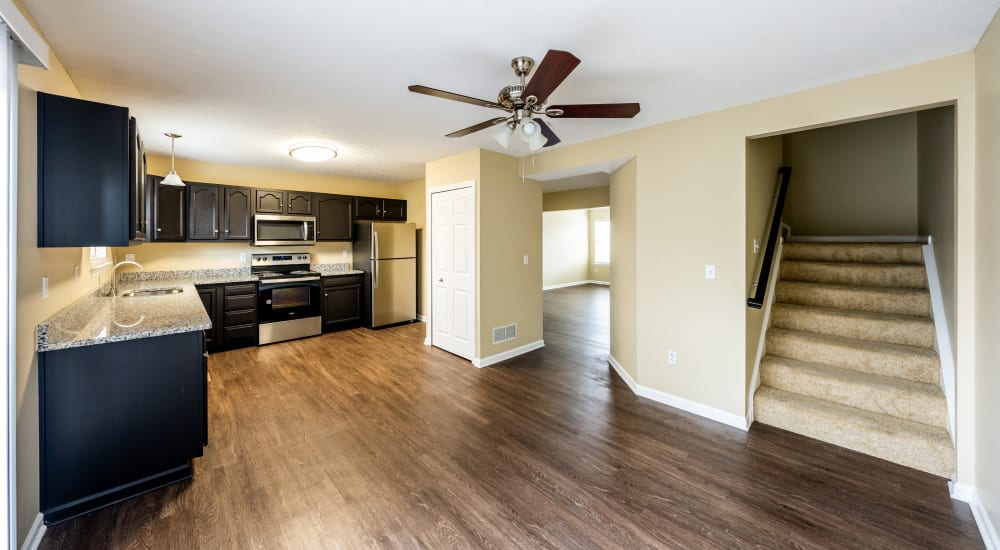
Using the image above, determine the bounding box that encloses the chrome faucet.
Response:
[109,260,143,297]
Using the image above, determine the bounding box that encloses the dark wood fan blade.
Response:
[535,119,561,147]
[522,50,581,105]
[446,117,509,138]
[408,85,506,110]
[548,103,641,118]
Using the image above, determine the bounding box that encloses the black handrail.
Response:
[748,166,791,309]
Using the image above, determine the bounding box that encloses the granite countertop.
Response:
[36,264,362,352]
[36,280,213,352]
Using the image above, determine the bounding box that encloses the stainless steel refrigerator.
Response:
[353,222,417,328]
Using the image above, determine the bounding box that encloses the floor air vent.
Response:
[493,323,517,344]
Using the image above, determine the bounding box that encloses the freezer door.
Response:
[373,223,416,259]
[371,257,417,326]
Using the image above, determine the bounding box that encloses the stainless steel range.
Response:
[251,253,322,345]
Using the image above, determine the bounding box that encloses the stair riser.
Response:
[760,362,947,427]
[781,262,927,289]
[771,306,935,349]
[775,283,930,317]
[765,333,939,384]
[782,243,923,264]
[754,394,954,477]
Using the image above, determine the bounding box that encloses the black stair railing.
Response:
[748,166,791,309]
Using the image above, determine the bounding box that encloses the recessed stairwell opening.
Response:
[745,105,958,477]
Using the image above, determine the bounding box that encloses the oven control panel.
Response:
[251,253,311,266]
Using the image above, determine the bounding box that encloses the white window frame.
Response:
[89,246,111,271]
[593,219,611,265]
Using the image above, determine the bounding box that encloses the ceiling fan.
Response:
[408,49,640,150]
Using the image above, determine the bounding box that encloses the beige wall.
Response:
[610,160,637,380]
[974,11,1000,536]
[587,207,610,283]
[543,210,589,287]
[745,136,784,401]
[917,107,957,367]
[399,178,426,317]
[542,186,610,211]
[523,54,977,483]
[13,3,90,544]
[782,113,919,236]
[424,149,542,360]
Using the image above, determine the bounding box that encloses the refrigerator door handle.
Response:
[373,231,379,261]
[373,260,378,289]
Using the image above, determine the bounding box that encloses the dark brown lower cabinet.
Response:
[196,282,258,352]
[323,275,362,332]
[39,331,206,525]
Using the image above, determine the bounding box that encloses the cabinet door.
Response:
[316,194,354,241]
[354,197,381,220]
[187,183,221,240]
[151,176,186,241]
[224,187,253,240]
[129,118,148,241]
[381,199,407,221]
[286,191,313,215]
[323,284,362,330]
[253,189,284,214]
[196,285,219,349]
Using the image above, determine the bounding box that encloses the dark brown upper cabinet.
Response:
[315,194,354,241]
[37,92,146,247]
[187,183,222,241]
[187,184,251,241]
[254,189,313,215]
[354,197,406,222]
[223,187,252,240]
[149,175,185,241]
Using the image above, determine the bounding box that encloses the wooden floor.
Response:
[40,284,983,549]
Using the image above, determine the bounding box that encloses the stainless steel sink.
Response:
[120,287,183,297]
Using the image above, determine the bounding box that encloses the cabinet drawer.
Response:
[324,275,362,288]
[224,309,256,327]
[224,294,256,311]
[223,324,257,345]
[224,283,257,296]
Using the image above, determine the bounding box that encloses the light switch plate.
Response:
[667,350,677,365]
[523,255,529,265]
[124,253,135,262]
[42,276,48,299]
[705,264,716,280]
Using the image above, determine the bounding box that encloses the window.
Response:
[89,246,111,270]
[594,220,610,264]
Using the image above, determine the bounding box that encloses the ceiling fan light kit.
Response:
[288,141,338,162]
[409,49,639,150]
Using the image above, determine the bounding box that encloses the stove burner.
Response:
[255,271,282,278]
[290,270,319,276]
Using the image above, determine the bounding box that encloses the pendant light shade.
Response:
[162,133,185,187]
[493,124,514,148]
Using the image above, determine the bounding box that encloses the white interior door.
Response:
[431,186,475,360]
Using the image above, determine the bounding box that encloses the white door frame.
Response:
[425,180,477,361]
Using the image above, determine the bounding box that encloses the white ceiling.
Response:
[23,0,1000,183]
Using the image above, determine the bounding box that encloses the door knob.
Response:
[438,278,444,283]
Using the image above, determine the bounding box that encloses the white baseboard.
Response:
[951,482,999,549]
[608,355,748,431]
[786,235,927,243]
[423,337,431,346]
[473,340,545,368]
[20,513,45,550]
[417,314,427,322]
[542,280,610,291]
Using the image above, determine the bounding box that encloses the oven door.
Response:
[258,280,322,323]
[254,215,316,246]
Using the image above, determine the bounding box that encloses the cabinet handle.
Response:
[225,229,229,233]
[324,293,328,297]
[156,228,162,232]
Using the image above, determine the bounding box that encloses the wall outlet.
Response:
[667,350,678,365]
[42,276,48,299]
[705,264,716,280]
[342,250,349,258]
[523,255,529,265]
[125,253,135,262]
[239,252,247,262]
[74,265,79,280]
[753,239,760,254]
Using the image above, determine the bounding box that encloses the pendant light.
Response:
[161,133,185,187]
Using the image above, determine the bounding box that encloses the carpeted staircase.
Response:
[753,241,955,477]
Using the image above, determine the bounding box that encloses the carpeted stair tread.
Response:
[775,280,931,317]
[765,328,939,384]
[782,242,924,264]
[770,303,935,349]
[753,387,954,477]
[780,260,928,289]
[759,356,946,427]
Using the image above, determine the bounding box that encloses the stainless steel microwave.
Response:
[253,214,316,246]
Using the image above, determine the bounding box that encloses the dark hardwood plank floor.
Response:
[40,284,983,549]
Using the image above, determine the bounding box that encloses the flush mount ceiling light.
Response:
[161,133,185,187]
[289,141,338,162]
